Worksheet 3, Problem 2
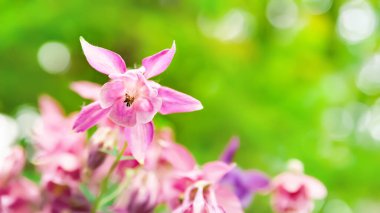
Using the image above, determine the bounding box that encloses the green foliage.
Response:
[1,0,380,212]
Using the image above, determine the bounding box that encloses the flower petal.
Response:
[243,170,270,192]
[215,186,244,213]
[70,81,101,100]
[142,41,176,79]
[135,97,162,124]
[304,176,327,199]
[203,161,234,183]
[99,80,126,108]
[158,86,203,115]
[272,172,303,193]
[220,136,240,164]
[125,122,154,164]
[80,36,127,75]
[39,95,65,124]
[73,102,110,132]
[162,142,196,171]
[109,101,137,127]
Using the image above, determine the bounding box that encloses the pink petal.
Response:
[109,101,137,127]
[272,173,299,192]
[203,161,234,183]
[304,176,327,199]
[99,80,126,108]
[39,95,65,123]
[70,81,101,100]
[125,122,154,164]
[135,97,162,124]
[57,153,81,172]
[215,186,244,213]
[158,86,203,115]
[73,102,111,132]
[142,41,176,79]
[162,142,196,171]
[80,36,127,75]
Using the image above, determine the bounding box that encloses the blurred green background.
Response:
[1,0,380,212]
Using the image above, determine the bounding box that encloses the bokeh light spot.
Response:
[0,114,19,154]
[198,9,252,42]
[357,54,380,95]
[37,41,71,74]
[267,0,299,29]
[337,0,377,44]
[302,0,332,14]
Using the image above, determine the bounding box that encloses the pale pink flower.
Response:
[271,159,327,213]
[0,146,25,188]
[144,128,196,206]
[113,170,160,213]
[33,95,86,185]
[171,162,244,213]
[72,37,203,162]
[0,147,41,213]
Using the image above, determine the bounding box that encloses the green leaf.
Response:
[80,184,96,203]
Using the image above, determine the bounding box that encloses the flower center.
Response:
[124,93,135,107]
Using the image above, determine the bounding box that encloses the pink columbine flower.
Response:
[0,178,41,213]
[0,146,25,188]
[33,95,86,185]
[113,127,196,213]
[0,147,41,213]
[113,170,160,213]
[271,159,327,213]
[72,37,203,163]
[70,81,153,164]
[171,162,244,213]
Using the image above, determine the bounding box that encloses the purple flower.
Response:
[219,137,270,208]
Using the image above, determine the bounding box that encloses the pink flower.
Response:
[0,146,25,188]
[70,81,153,164]
[171,162,244,213]
[0,147,41,213]
[72,37,203,162]
[113,170,160,213]
[143,128,197,206]
[271,159,327,213]
[33,95,86,184]
[0,178,40,213]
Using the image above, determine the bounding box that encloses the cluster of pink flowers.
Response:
[0,38,327,213]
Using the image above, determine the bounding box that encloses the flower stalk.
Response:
[91,142,128,213]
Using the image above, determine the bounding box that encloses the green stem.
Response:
[91,142,128,213]
[99,170,133,207]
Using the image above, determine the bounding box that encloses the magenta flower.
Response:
[72,37,202,163]
[73,37,202,130]
[271,159,327,213]
[71,81,153,164]
[219,137,270,208]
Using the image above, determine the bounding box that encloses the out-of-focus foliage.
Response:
[1,0,380,212]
